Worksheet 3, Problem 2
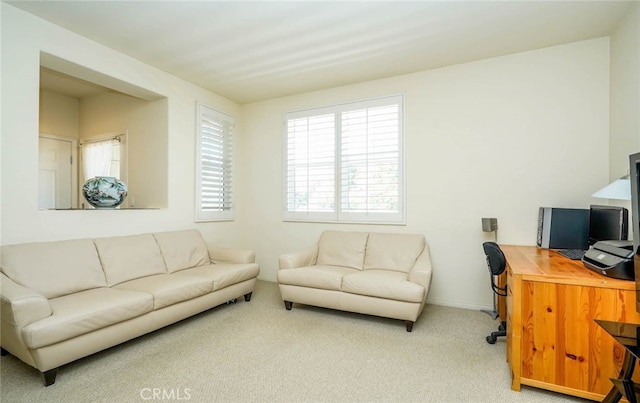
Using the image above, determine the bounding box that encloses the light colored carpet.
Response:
[1,280,590,402]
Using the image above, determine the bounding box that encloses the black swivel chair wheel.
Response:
[485,320,507,344]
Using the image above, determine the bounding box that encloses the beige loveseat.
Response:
[277,231,432,332]
[0,229,259,386]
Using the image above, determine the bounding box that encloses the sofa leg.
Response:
[244,292,252,302]
[405,321,414,332]
[1,347,8,356]
[284,301,293,310]
[42,368,58,386]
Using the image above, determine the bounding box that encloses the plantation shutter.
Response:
[196,104,234,222]
[284,95,403,224]
[284,109,336,221]
[339,98,401,222]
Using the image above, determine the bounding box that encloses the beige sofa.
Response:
[0,229,259,386]
[277,231,433,332]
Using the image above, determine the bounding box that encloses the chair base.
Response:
[481,309,499,320]
[486,321,506,344]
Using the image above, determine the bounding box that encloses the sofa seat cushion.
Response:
[154,230,210,273]
[1,239,107,299]
[316,231,368,270]
[113,274,212,309]
[342,270,425,303]
[21,288,153,349]
[363,233,426,273]
[176,263,259,291]
[278,265,358,291]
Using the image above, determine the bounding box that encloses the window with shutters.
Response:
[284,95,404,224]
[196,104,234,222]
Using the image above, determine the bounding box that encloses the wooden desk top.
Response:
[500,244,635,290]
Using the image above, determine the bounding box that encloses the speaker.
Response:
[537,207,589,249]
[482,218,498,232]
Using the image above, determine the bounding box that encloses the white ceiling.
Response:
[11,0,635,104]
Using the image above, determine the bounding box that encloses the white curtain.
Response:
[82,139,116,181]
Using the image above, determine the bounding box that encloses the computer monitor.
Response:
[588,204,629,245]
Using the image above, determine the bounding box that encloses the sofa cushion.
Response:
[364,233,426,273]
[1,239,107,299]
[316,231,368,270]
[342,270,425,303]
[113,274,212,309]
[278,265,357,291]
[21,288,153,349]
[177,263,260,291]
[154,230,210,273]
[94,234,168,286]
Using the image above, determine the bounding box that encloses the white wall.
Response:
[1,2,621,311]
[608,2,640,240]
[1,4,244,247]
[39,90,79,137]
[240,38,611,310]
[610,2,640,178]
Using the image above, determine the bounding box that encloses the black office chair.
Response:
[483,241,507,344]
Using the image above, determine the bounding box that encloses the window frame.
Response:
[283,94,405,225]
[195,103,234,222]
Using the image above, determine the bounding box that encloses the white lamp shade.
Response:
[591,177,631,200]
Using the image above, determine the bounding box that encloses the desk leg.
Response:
[602,350,636,403]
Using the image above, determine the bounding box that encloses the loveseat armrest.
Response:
[408,244,433,292]
[279,245,318,269]
[1,273,52,329]
[209,247,256,264]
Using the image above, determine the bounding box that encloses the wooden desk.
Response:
[501,245,640,401]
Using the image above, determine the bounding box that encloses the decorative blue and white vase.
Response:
[82,176,128,208]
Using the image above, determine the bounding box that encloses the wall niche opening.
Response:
[38,52,168,209]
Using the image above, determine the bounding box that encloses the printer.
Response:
[581,240,635,280]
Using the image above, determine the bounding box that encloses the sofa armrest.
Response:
[279,245,318,269]
[1,273,52,329]
[209,247,256,264]
[408,244,433,292]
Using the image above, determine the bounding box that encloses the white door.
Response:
[39,136,73,209]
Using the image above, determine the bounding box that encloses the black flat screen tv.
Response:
[630,152,640,312]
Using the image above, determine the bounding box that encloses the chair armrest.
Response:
[279,245,318,269]
[1,273,52,329]
[209,247,256,264]
[408,244,433,292]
